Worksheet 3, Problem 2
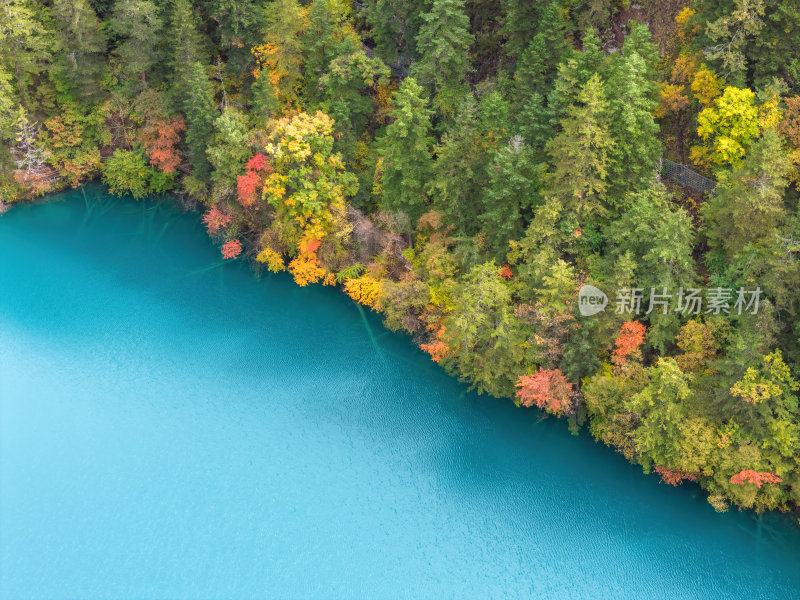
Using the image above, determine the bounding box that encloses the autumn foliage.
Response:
[221,239,243,259]
[13,169,54,196]
[237,153,272,207]
[261,111,358,252]
[498,264,513,280]
[237,170,260,207]
[298,236,322,256]
[288,255,325,286]
[612,321,647,364]
[420,327,451,364]
[201,206,233,234]
[730,470,783,488]
[653,466,699,486]
[343,275,383,310]
[256,247,286,273]
[516,368,573,415]
[140,117,185,174]
[246,153,269,172]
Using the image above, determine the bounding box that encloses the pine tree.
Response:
[183,63,218,181]
[108,0,163,88]
[544,73,615,222]
[374,77,434,223]
[412,0,474,116]
[629,359,716,476]
[729,350,800,465]
[514,91,550,160]
[621,22,660,77]
[601,184,698,350]
[546,28,606,117]
[603,184,697,295]
[746,0,800,91]
[703,128,800,316]
[0,68,21,200]
[250,72,279,125]
[468,0,504,78]
[318,45,390,144]
[702,0,766,86]
[429,96,485,235]
[168,0,208,104]
[704,128,793,262]
[302,0,359,106]
[430,90,510,237]
[364,0,428,74]
[0,69,19,138]
[205,0,264,74]
[513,1,572,99]
[501,0,544,60]
[252,0,308,111]
[605,51,661,204]
[443,261,526,397]
[479,135,541,259]
[515,28,605,155]
[87,0,112,18]
[51,0,107,100]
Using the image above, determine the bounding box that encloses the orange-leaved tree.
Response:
[730,470,783,488]
[420,326,451,364]
[201,206,232,235]
[612,320,647,365]
[140,117,185,174]
[221,239,242,260]
[516,368,574,415]
[653,466,698,486]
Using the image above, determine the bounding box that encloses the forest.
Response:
[2,0,800,518]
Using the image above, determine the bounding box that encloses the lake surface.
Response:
[2,186,800,599]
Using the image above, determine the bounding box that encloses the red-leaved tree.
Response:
[612,320,647,364]
[237,153,273,207]
[730,470,783,488]
[246,153,269,172]
[516,368,574,415]
[202,207,233,235]
[221,239,243,260]
[237,170,260,207]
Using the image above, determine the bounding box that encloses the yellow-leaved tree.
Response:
[691,85,782,169]
[258,111,358,286]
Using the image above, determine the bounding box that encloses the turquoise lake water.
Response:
[2,186,800,599]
